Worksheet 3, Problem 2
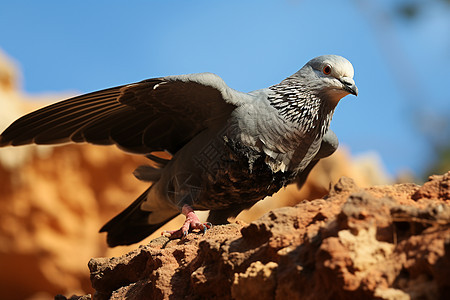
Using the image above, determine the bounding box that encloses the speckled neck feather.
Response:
[268,78,335,138]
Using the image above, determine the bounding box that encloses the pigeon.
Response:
[0,55,357,247]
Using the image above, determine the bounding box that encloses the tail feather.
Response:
[100,187,178,247]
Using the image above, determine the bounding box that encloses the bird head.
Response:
[295,55,358,107]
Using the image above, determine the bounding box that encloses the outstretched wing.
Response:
[0,73,243,154]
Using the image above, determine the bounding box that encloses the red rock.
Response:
[412,172,450,201]
[73,173,450,299]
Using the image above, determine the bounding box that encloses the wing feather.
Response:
[0,73,240,155]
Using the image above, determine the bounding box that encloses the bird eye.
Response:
[323,65,332,75]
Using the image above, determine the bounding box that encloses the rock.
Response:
[412,172,450,201]
[231,261,278,300]
[75,171,450,300]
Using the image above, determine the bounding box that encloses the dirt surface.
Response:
[60,172,450,300]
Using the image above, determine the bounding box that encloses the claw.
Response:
[162,205,212,240]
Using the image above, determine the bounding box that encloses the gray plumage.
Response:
[0,55,357,247]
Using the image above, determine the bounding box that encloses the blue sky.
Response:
[0,0,449,177]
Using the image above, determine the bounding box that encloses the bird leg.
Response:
[162,205,211,239]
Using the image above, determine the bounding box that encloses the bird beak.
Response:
[340,77,358,96]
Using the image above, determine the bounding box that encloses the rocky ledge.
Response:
[62,172,450,300]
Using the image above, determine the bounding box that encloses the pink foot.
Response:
[162,205,212,239]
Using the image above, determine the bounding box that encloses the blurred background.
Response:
[0,0,449,299]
